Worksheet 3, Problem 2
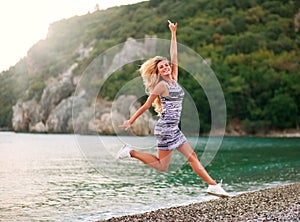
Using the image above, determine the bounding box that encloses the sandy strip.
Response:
[98,183,299,222]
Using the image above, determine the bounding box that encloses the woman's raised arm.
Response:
[168,20,178,81]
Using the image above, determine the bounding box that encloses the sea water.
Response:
[0,132,299,221]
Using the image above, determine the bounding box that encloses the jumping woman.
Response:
[118,20,230,197]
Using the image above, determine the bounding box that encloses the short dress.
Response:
[154,80,187,150]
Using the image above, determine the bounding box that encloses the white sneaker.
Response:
[207,180,231,198]
[116,145,132,160]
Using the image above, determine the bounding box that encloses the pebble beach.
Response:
[99,183,299,222]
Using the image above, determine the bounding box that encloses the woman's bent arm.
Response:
[118,93,158,130]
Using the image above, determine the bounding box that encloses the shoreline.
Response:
[1,130,300,138]
[98,183,300,222]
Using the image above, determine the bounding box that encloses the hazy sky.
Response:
[0,0,146,72]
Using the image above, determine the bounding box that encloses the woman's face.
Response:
[157,60,171,76]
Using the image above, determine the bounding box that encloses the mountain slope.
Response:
[0,0,299,134]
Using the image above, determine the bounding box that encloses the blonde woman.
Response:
[118,20,229,197]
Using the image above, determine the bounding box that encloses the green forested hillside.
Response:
[0,0,299,134]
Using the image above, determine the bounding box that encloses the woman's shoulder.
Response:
[152,80,169,96]
[155,80,168,90]
[157,80,167,86]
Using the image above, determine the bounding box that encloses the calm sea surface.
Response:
[0,132,299,221]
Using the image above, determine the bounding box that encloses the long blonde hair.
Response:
[139,56,167,115]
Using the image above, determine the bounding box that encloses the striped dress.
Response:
[154,80,187,150]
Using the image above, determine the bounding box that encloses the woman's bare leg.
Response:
[130,149,172,172]
[177,142,217,185]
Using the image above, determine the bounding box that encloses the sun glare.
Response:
[0,0,146,72]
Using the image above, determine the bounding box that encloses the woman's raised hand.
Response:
[118,120,131,131]
[168,20,178,32]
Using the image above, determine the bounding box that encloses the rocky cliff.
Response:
[12,37,157,135]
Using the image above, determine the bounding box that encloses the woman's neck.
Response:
[161,75,174,84]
